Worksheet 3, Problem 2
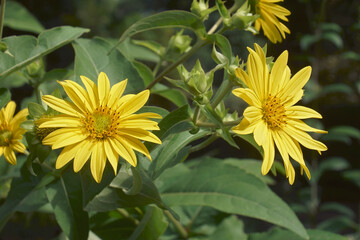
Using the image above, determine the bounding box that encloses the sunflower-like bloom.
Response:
[253,0,291,43]
[39,72,162,183]
[232,44,327,184]
[0,101,28,164]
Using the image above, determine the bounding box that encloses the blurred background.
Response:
[1,0,359,239]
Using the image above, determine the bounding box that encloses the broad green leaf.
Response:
[0,88,10,108]
[4,1,44,33]
[25,132,52,163]
[312,157,349,182]
[320,23,342,33]
[0,167,56,230]
[90,212,137,240]
[300,34,319,51]
[322,32,343,49]
[223,158,275,184]
[15,187,49,212]
[46,168,89,240]
[319,83,354,96]
[0,71,28,88]
[0,26,89,79]
[317,216,357,233]
[160,158,308,239]
[132,60,154,86]
[209,216,247,240]
[85,167,165,212]
[111,10,206,50]
[72,37,144,93]
[152,84,188,107]
[148,130,210,179]
[249,228,348,240]
[129,206,168,240]
[207,34,232,61]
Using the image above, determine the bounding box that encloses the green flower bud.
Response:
[26,58,44,78]
[191,0,216,20]
[0,41,7,52]
[168,30,192,54]
[230,2,259,30]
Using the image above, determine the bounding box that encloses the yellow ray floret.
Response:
[253,0,291,43]
[0,101,28,165]
[40,72,162,183]
[232,44,327,184]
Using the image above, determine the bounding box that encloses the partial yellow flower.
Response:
[39,72,162,183]
[232,44,327,184]
[0,101,28,165]
[253,0,291,43]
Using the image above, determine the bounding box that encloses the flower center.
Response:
[83,106,120,139]
[262,94,286,129]
[0,130,12,146]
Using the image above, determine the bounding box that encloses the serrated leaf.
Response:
[4,1,44,33]
[0,26,89,79]
[111,10,206,51]
[46,168,89,240]
[129,206,168,240]
[72,37,144,93]
[160,158,308,239]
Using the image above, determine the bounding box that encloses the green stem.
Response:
[195,119,241,128]
[0,0,6,41]
[164,210,188,239]
[146,40,207,90]
[192,106,200,125]
[152,58,163,76]
[186,206,203,231]
[35,83,41,104]
[210,79,233,109]
[189,135,218,153]
[117,208,140,225]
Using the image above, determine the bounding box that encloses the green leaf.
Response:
[223,158,275,185]
[0,88,10,109]
[317,216,357,233]
[15,187,49,212]
[4,1,45,33]
[132,39,165,56]
[160,158,308,239]
[72,37,144,93]
[129,206,168,240]
[148,130,210,179]
[207,34,232,62]
[85,168,166,212]
[319,83,354,96]
[152,84,188,107]
[28,102,45,118]
[111,10,206,51]
[209,216,247,240]
[343,170,360,188]
[132,60,154,86]
[46,168,89,240]
[249,228,348,240]
[321,125,360,144]
[0,26,89,79]
[300,34,320,51]
[322,32,343,49]
[319,202,355,218]
[312,157,349,182]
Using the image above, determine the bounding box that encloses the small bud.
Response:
[0,41,7,52]
[191,0,215,20]
[230,2,259,30]
[168,30,192,55]
[26,58,45,78]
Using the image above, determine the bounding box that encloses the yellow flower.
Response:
[39,72,162,183]
[0,101,28,165]
[232,44,327,184]
[253,0,291,43]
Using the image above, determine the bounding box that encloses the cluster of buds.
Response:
[178,60,214,104]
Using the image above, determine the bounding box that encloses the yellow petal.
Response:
[81,75,99,108]
[39,116,82,128]
[121,112,163,120]
[10,108,28,127]
[119,119,160,130]
[232,118,258,135]
[73,141,94,172]
[283,125,327,152]
[269,50,288,95]
[108,79,128,109]
[286,106,323,119]
[98,72,110,106]
[120,90,150,117]
[12,142,26,153]
[4,101,16,123]
[232,88,261,107]
[90,142,107,183]
[243,106,262,122]
[287,119,327,134]
[254,120,268,146]
[42,95,81,117]
[42,128,87,149]
[104,140,119,175]
[4,147,16,165]
[119,128,161,144]
[283,66,312,97]
[61,80,93,111]
[56,143,82,169]
[110,137,137,166]
[261,130,275,175]
[122,136,151,160]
